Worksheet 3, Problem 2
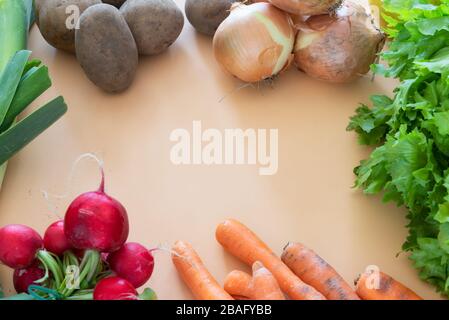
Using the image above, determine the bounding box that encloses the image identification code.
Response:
[176,304,272,317]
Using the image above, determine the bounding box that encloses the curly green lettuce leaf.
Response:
[410,237,449,292]
[348,0,449,296]
[415,47,449,79]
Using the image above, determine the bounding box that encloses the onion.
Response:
[213,2,295,83]
[269,0,341,15]
[293,0,385,83]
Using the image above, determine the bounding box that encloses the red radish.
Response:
[72,248,85,259]
[101,252,109,262]
[93,276,137,300]
[43,220,72,256]
[0,224,43,268]
[64,175,129,252]
[73,248,106,260]
[13,262,45,293]
[107,242,154,288]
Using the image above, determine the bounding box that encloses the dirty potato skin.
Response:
[185,0,237,36]
[37,0,101,53]
[101,0,126,7]
[120,0,184,55]
[34,0,45,25]
[75,4,138,93]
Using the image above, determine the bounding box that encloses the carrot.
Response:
[224,270,253,299]
[224,261,285,300]
[216,219,326,300]
[172,240,233,300]
[251,261,285,300]
[355,270,423,300]
[281,242,360,300]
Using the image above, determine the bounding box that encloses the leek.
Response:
[0,1,67,191]
[0,0,33,189]
[0,0,33,71]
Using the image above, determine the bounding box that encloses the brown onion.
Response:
[294,0,385,83]
[269,0,341,16]
[213,2,295,83]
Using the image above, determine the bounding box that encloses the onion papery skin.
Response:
[269,0,341,16]
[293,1,385,83]
[213,3,295,83]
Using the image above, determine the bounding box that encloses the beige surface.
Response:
[0,0,443,300]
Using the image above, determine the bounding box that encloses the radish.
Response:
[107,242,154,288]
[93,276,137,300]
[0,224,43,268]
[0,225,65,289]
[101,252,109,261]
[13,262,45,293]
[64,174,129,252]
[43,220,72,256]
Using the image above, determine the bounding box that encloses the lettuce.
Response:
[348,0,449,295]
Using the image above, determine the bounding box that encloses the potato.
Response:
[75,4,138,92]
[185,0,237,36]
[120,0,184,55]
[37,0,101,53]
[101,0,126,7]
[34,0,45,24]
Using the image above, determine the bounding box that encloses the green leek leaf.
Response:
[0,0,31,71]
[22,58,42,76]
[0,64,52,132]
[0,50,31,126]
[0,96,67,165]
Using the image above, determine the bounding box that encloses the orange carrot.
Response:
[216,219,326,300]
[355,270,423,300]
[251,261,285,300]
[224,262,285,300]
[172,240,233,300]
[281,242,360,300]
[224,270,253,299]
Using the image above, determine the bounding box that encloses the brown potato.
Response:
[101,0,126,8]
[185,0,237,36]
[34,0,45,24]
[36,0,101,53]
[120,0,184,55]
[75,4,138,92]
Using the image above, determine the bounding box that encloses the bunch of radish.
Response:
[0,171,156,300]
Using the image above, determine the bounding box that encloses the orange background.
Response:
[0,0,443,299]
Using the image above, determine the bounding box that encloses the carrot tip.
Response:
[252,261,264,272]
[354,274,361,286]
[282,242,292,251]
